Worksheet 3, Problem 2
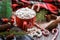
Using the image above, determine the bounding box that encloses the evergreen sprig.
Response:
[36,9,48,22]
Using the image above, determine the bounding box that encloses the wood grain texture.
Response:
[33,23,60,40]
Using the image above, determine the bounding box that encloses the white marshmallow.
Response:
[15,7,36,19]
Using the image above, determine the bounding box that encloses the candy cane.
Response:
[52,28,59,40]
[34,23,50,36]
[31,3,40,12]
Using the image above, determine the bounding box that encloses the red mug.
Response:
[14,7,36,31]
[15,16,36,31]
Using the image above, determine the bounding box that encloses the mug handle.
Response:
[23,21,27,31]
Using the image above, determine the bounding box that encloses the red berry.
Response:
[2,18,8,23]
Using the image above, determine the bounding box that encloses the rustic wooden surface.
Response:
[33,23,60,40]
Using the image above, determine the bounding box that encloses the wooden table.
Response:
[33,23,60,40]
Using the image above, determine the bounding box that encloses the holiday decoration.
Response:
[1,0,12,19]
[14,7,36,30]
